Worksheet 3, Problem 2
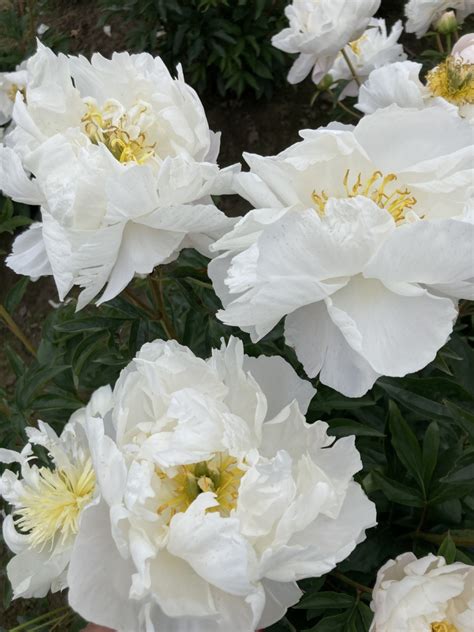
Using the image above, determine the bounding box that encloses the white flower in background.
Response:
[405,0,474,37]
[357,33,474,120]
[271,0,381,84]
[1,43,237,309]
[67,337,376,631]
[329,18,406,98]
[0,387,112,599]
[36,23,50,36]
[370,553,474,631]
[0,62,27,126]
[209,106,474,397]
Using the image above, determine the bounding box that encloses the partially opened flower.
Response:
[271,0,381,84]
[0,387,112,598]
[209,106,474,397]
[370,553,474,631]
[329,18,406,99]
[1,43,237,309]
[405,0,474,38]
[67,337,376,631]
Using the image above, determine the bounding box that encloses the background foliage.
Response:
[0,0,473,630]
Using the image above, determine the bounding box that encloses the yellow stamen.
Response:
[15,459,95,549]
[81,102,155,165]
[348,34,367,56]
[427,56,474,106]
[431,621,459,632]
[157,453,244,523]
[312,170,418,223]
[7,83,26,102]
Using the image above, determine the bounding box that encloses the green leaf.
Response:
[295,591,355,610]
[438,532,456,564]
[4,277,30,314]
[15,364,71,410]
[388,401,424,492]
[328,419,385,438]
[422,421,440,487]
[378,380,447,418]
[371,471,425,507]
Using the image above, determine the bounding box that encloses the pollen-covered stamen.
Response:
[312,169,418,223]
[431,621,459,632]
[15,459,96,549]
[81,100,155,165]
[7,83,26,103]
[427,56,474,106]
[157,453,244,522]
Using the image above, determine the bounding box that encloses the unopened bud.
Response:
[318,73,334,91]
[434,10,458,35]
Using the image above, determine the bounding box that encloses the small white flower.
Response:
[103,25,112,37]
[67,336,376,631]
[329,18,406,98]
[209,106,474,397]
[36,23,50,36]
[405,0,474,38]
[1,44,237,309]
[0,387,113,598]
[272,0,381,84]
[370,553,474,631]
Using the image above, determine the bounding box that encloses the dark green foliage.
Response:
[99,0,291,98]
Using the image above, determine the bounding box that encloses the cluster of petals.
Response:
[0,61,27,126]
[56,336,375,631]
[370,553,474,631]
[1,44,237,309]
[209,106,474,397]
[357,34,474,121]
[271,0,381,84]
[404,0,474,37]
[329,18,406,99]
[0,387,112,599]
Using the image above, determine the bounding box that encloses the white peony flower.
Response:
[271,0,381,84]
[67,336,376,631]
[0,387,113,599]
[405,0,474,38]
[208,106,474,397]
[1,43,237,309]
[329,18,406,98]
[0,62,27,126]
[370,553,474,631]
[357,45,474,121]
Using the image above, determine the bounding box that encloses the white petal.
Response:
[285,301,380,397]
[329,275,457,376]
[258,580,302,629]
[6,223,52,279]
[243,353,315,417]
[8,547,70,599]
[0,146,43,204]
[287,53,317,84]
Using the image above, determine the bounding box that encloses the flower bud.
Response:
[318,73,334,91]
[434,10,458,35]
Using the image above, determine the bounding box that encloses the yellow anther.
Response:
[427,56,474,106]
[431,621,459,632]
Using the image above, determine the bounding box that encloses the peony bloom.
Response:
[329,18,406,98]
[1,43,237,309]
[209,106,474,397]
[271,0,381,84]
[405,0,474,38]
[370,553,474,631]
[0,63,27,126]
[0,387,112,599]
[67,337,376,631]
[357,34,474,120]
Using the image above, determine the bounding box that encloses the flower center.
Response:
[431,622,459,632]
[427,56,474,106]
[348,34,367,56]
[81,99,155,165]
[157,453,244,522]
[15,459,95,549]
[312,169,418,223]
[7,83,25,103]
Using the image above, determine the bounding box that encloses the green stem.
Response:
[9,606,69,631]
[435,32,445,54]
[331,571,372,595]
[0,302,36,357]
[446,32,452,53]
[341,48,362,87]
[149,272,177,340]
[122,287,156,320]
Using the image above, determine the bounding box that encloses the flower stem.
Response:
[9,606,70,631]
[149,272,177,340]
[0,302,36,357]
[331,571,373,595]
[341,48,362,87]
[123,287,156,319]
[435,33,445,54]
